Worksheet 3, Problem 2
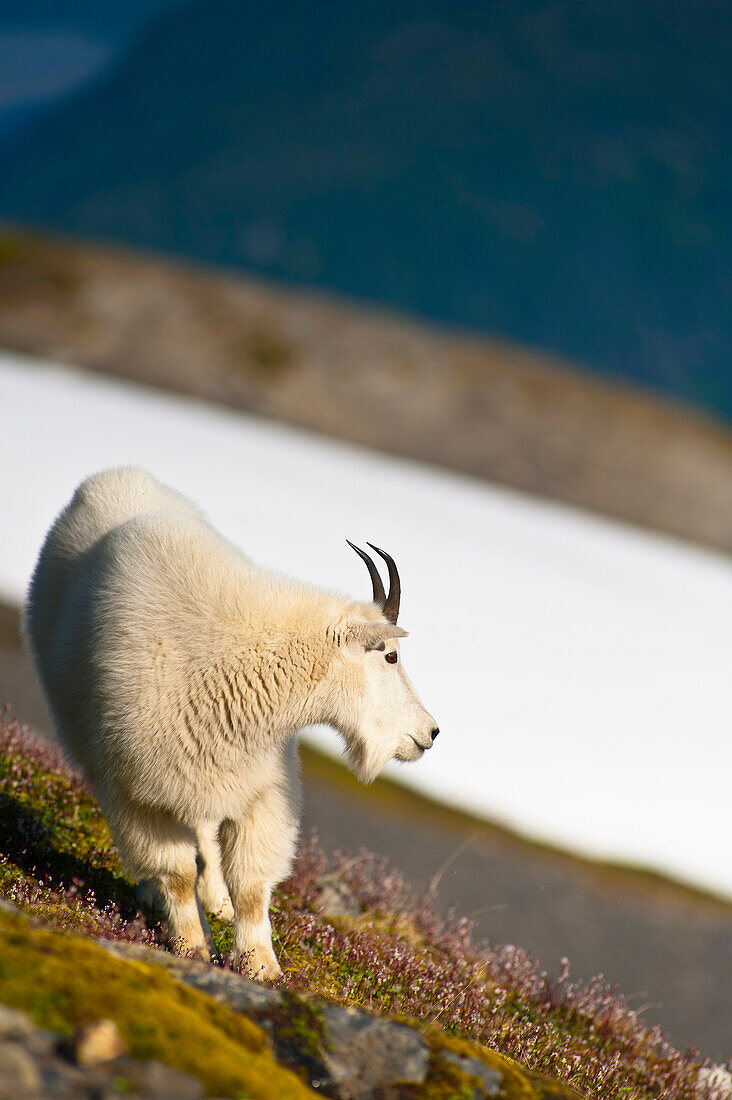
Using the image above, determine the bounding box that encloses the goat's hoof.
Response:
[170,937,211,964]
[234,946,282,982]
[204,897,235,923]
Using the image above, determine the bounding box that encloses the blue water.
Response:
[1,0,730,420]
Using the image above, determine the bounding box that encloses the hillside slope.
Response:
[2,604,731,1064]
[2,714,729,1098]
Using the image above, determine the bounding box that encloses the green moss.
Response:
[419,1057,480,1100]
[1,747,119,869]
[264,992,331,1088]
[276,994,328,1059]
[206,910,235,957]
[0,739,140,935]
[0,907,315,1099]
[423,1030,585,1100]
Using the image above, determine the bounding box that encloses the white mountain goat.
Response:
[24,467,438,978]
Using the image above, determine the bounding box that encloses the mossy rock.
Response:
[405,1026,586,1100]
[0,900,586,1100]
[0,905,314,1098]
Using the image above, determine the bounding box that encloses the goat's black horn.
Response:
[347,540,386,608]
[366,543,401,624]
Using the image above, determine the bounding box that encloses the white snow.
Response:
[2,350,731,898]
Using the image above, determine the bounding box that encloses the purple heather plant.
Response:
[1,706,730,1099]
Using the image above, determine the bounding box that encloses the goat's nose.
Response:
[430,727,440,742]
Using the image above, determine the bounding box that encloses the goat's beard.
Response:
[341,733,395,786]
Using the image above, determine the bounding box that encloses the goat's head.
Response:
[329,542,438,784]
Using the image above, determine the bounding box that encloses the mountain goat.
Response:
[24,467,438,979]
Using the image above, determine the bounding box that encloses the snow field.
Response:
[2,351,731,897]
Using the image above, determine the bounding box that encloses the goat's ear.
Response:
[345,621,409,650]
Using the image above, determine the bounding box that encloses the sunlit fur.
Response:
[24,467,436,977]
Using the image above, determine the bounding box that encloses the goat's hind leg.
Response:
[195,821,234,922]
[109,801,213,960]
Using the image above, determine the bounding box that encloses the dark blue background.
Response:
[1,1,730,418]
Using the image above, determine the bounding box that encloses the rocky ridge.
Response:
[0,901,583,1100]
[0,226,731,552]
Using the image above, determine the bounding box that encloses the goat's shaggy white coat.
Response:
[24,467,436,977]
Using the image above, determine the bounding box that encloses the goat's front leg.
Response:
[219,781,298,981]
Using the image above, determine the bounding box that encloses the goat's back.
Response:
[24,466,202,699]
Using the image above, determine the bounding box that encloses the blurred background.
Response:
[0,0,731,1061]
[1,0,731,417]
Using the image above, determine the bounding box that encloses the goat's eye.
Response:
[385,651,398,664]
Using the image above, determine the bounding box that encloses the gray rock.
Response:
[173,963,282,1012]
[439,1050,503,1097]
[0,1004,60,1059]
[320,1005,430,1099]
[0,1040,42,1094]
[100,938,282,1012]
[38,1059,96,1098]
[122,1059,204,1099]
[95,935,500,1100]
[0,1004,34,1040]
[22,1027,56,1059]
[99,939,169,966]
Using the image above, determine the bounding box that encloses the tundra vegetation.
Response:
[1,710,729,1099]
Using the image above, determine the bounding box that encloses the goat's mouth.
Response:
[394,737,426,763]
